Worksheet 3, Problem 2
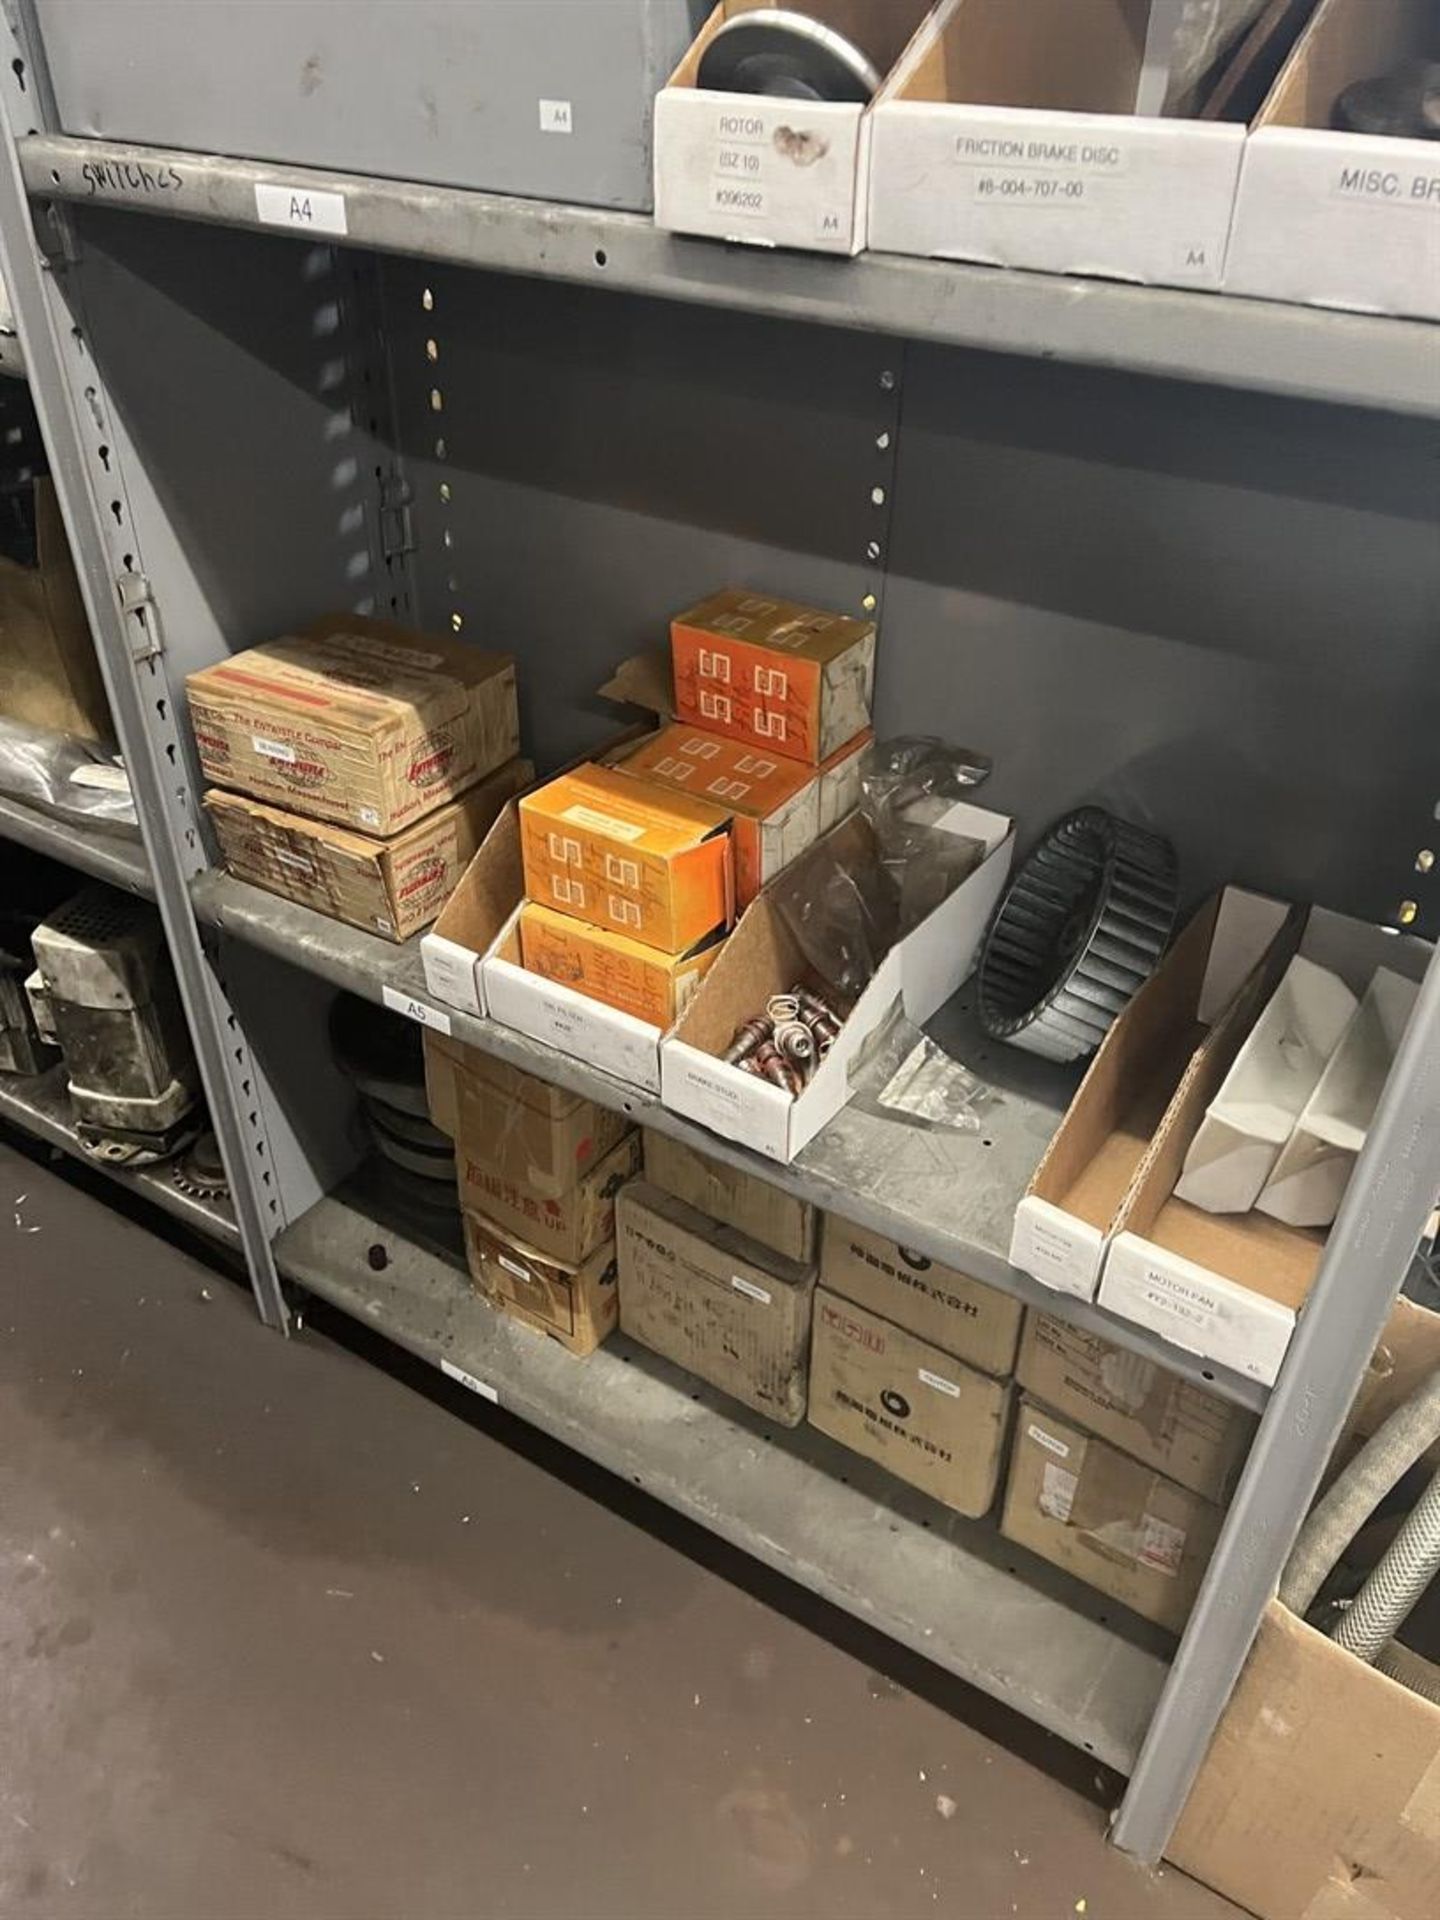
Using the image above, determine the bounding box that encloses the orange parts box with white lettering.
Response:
[519,761,733,954]
[519,901,723,1030]
[186,613,519,835]
[670,589,876,766]
[617,722,872,908]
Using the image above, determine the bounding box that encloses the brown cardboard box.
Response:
[204,757,531,941]
[642,1129,814,1263]
[1017,1314,1255,1503]
[0,480,111,745]
[434,1036,631,1195]
[1002,1399,1223,1633]
[186,614,519,834]
[463,1212,618,1356]
[1168,1601,1440,1920]
[616,722,872,908]
[821,1214,1022,1378]
[616,1180,816,1426]
[670,589,876,765]
[808,1289,1012,1519]
[519,761,733,953]
[459,1129,640,1267]
[519,900,723,1028]
[1009,888,1298,1302]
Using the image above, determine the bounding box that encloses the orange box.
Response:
[519,761,733,953]
[519,899,723,1028]
[670,589,876,765]
[618,722,873,906]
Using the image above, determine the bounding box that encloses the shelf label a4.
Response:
[254,183,348,236]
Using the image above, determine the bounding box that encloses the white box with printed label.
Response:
[866,0,1245,291]
[1225,0,1440,320]
[1009,888,1296,1305]
[1099,906,1431,1387]
[653,1,934,254]
[662,799,1012,1163]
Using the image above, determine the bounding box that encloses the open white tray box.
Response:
[662,799,1013,1163]
[866,0,1245,292]
[420,799,525,1019]
[653,0,933,255]
[1225,0,1440,320]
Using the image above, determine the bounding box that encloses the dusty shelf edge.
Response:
[278,1184,1171,1772]
[0,789,153,896]
[19,134,1440,420]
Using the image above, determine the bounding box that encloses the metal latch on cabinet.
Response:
[117,571,163,662]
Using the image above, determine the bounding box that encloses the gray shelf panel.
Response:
[192,867,1269,1414]
[0,789,153,895]
[21,135,1440,421]
[278,1183,1171,1772]
[0,1060,239,1248]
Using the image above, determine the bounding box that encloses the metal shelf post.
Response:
[0,45,289,1327]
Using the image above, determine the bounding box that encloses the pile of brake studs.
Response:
[723,985,843,1096]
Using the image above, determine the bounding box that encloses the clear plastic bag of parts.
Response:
[876,1031,997,1134]
[0,716,136,828]
[772,736,994,1001]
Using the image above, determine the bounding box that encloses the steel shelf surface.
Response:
[192,867,1269,1414]
[0,788,152,895]
[21,134,1440,420]
[0,1060,239,1247]
[278,1181,1172,1772]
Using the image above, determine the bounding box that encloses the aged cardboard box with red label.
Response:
[429,1031,632,1195]
[820,1213,1022,1378]
[459,1129,640,1267]
[205,757,531,941]
[187,613,519,834]
[1002,1397,1223,1633]
[670,589,875,765]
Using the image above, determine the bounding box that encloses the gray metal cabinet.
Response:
[1,6,1437,1875]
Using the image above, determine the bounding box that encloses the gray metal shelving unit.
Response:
[0,4,1437,1873]
[0,787,152,895]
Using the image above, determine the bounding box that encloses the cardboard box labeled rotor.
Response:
[205,757,531,942]
[820,1213,1022,1377]
[187,614,519,835]
[617,1180,817,1425]
[642,1128,815,1263]
[670,589,875,766]
[463,1213,619,1357]
[519,761,734,953]
[459,1129,640,1267]
[808,1289,1012,1518]
[617,721,871,908]
[1002,1398,1223,1634]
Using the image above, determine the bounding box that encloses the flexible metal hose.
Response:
[1375,1638,1440,1706]
[1280,1365,1440,1616]
[1331,1462,1440,1662]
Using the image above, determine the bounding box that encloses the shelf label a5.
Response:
[381,985,452,1035]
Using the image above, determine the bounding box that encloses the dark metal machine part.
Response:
[976,808,1177,1065]
[697,8,882,102]
[1334,60,1440,139]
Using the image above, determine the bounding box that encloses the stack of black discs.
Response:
[328,992,459,1225]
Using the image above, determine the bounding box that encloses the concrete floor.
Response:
[0,1135,1244,1920]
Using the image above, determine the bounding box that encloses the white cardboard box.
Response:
[1225,0,1440,320]
[866,0,1245,291]
[1100,906,1432,1387]
[662,799,1012,1163]
[1174,954,1359,1216]
[420,799,525,1019]
[1008,888,1294,1304]
[482,904,677,1095]
[1258,967,1420,1230]
[653,1,933,255]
